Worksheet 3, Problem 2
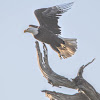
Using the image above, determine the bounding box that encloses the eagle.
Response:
[24,2,77,59]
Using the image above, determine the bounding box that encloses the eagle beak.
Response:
[24,29,28,33]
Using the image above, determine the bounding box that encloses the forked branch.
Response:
[35,41,75,88]
[35,41,100,100]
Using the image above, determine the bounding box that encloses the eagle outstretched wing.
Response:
[34,2,74,35]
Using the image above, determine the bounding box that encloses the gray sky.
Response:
[0,0,100,100]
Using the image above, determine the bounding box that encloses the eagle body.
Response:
[24,2,77,59]
[34,26,64,47]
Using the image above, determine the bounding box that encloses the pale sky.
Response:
[0,0,100,100]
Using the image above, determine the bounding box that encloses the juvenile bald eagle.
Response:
[24,2,77,59]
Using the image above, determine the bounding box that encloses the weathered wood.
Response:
[73,58,100,100]
[35,41,76,89]
[77,59,95,77]
[35,41,100,100]
[42,90,89,100]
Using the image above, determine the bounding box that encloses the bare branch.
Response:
[42,90,89,100]
[35,41,76,88]
[77,58,95,77]
[72,59,100,100]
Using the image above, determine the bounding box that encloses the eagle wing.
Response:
[34,2,74,35]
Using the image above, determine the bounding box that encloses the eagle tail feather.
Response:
[57,38,77,59]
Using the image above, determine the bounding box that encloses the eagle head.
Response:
[24,25,38,35]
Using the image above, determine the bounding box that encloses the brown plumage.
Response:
[24,2,77,59]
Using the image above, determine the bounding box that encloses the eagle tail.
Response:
[57,38,77,59]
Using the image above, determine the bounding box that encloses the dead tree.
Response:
[35,41,100,100]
